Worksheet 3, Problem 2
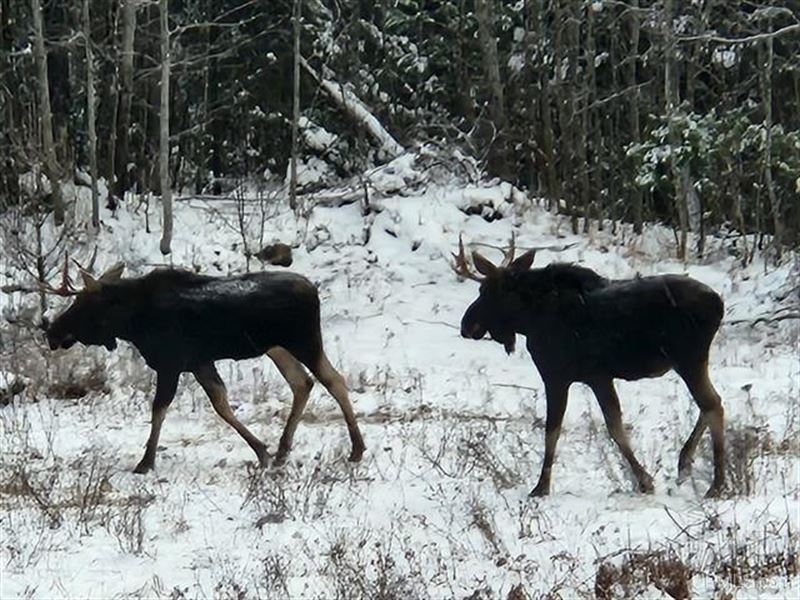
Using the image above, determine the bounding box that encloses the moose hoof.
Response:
[529,484,550,498]
[348,446,365,463]
[704,483,726,499]
[133,461,153,474]
[272,451,289,467]
[250,442,269,468]
[676,466,691,486]
[637,477,655,494]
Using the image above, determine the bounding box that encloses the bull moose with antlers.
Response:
[45,264,365,473]
[453,237,726,498]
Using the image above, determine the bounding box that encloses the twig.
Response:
[726,312,800,327]
[492,382,539,392]
[471,241,578,253]
[678,22,800,45]
[414,318,459,330]
[664,505,698,542]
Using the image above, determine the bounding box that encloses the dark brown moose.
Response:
[454,237,726,498]
[46,264,365,473]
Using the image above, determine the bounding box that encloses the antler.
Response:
[500,232,516,267]
[451,235,484,282]
[1,252,79,296]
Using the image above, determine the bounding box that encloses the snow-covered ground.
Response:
[1,159,798,598]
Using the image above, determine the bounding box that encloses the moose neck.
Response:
[100,281,141,342]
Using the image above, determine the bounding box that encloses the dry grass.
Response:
[595,550,692,600]
[719,421,800,497]
[45,362,109,399]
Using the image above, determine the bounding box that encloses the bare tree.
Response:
[289,0,301,212]
[760,13,781,259]
[527,0,558,208]
[83,0,99,229]
[663,0,689,259]
[114,0,138,201]
[31,0,65,225]
[158,0,172,255]
[475,0,505,128]
[627,0,643,234]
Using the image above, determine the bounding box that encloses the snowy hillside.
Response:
[1,162,798,598]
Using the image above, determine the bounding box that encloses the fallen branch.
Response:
[300,56,404,160]
[492,382,539,392]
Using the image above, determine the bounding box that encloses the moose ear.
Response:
[472,251,498,277]
[510,250,535,272]
[81,271,102,292]
[99,262,125,282]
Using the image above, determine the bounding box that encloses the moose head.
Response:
[453,235,535,354]
[46,263,126,352]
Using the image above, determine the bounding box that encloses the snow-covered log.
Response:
[300,57,404,161]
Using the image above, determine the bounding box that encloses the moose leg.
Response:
[590,379,654,494]
[677,417,707,483]
[530,381,569,497]
[193,363,268,467]
[134,370,179,474]
[267,347,314,465]
[308,352,365,462]
[679,364,725,498]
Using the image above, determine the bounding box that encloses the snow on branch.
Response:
[678,22,800,45]
[300,57,404,161]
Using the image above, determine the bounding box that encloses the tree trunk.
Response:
[530,0,558,209]
[627,0,643,233]
[475,0,505,128]
[31,0,65,225]
[553,0,577,232]
[455,0,475,122]
[83,0,99,229]
[761,18,781,259]
[567,2,584,234]
[0,0,20,208]
[663,0,688,259]
[114,0,137,201]
[289,0,301,212]
[158,0,172,255]
[583,3,597,232]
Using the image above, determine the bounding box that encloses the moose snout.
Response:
[461,319,487,339]
[47,332,76,350]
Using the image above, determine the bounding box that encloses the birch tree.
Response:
[759,12,781,259]
[289,0,301,212]
[475,0,505,128]
[159,0,172,255]
[83,0,99,229]
[627,0,643,234]
[115,0,137,200]
[31,0,65,225]
[663,0,689,259]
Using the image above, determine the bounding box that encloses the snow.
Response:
[1,165,798,598]
[299,117,338,153]
[712,47,738,69]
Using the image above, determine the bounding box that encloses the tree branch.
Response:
[678,23,800,45]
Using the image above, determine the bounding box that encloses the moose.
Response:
[453,237,726,498]
[46,264,365,473]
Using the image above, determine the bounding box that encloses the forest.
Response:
[1,0,799,258]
